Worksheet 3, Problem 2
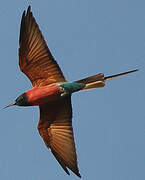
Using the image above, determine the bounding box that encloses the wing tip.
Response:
[19,10,26,45]
[22,5,31,17]
[22,10,25,17]
[51,148,81,178]
[74,171,81,178]
[77,173,81,178]
[51,149,70,175]
[26,5,32,17]
[27,5,31,12]
[73,168,81,178]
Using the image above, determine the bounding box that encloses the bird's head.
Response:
[4,93,31,109]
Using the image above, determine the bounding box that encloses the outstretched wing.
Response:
[38,97,81,177]
[19,6,66,87]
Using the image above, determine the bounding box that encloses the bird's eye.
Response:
[60,86,65,93]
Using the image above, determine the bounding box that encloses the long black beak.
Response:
[3,101,16,109]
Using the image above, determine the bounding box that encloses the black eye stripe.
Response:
[15,93,32,106]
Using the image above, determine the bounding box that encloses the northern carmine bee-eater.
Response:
[5,6,138,178]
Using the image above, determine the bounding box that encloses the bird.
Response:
[5,6,138,178]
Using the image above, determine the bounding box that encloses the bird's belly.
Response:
[26,84,61,106]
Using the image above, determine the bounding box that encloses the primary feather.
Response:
[38,97,81,177]
[19,6,66,87]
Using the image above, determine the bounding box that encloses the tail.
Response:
[76,69,138,91]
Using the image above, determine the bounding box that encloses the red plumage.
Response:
[26,84,61,106]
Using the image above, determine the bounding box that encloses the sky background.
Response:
[0,0,145,180]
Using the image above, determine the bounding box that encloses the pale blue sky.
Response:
[0,0,144,179]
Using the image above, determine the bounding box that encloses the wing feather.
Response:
[37,97,81,177]
[19,6,66,87]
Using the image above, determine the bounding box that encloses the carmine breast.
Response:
[25,84,61,106]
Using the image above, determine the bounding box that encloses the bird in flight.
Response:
[5,6,138,178]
